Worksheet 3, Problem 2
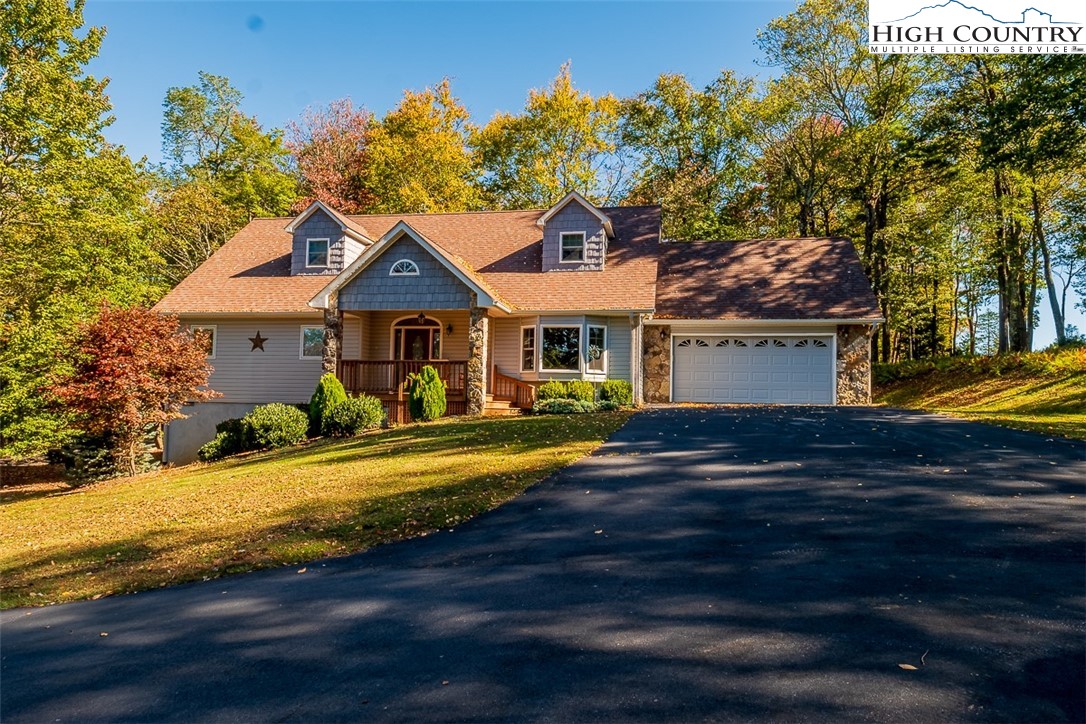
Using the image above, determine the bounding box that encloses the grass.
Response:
[0,412,630,609]
[874,347,1086,439]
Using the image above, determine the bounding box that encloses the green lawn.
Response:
[1,412,629,609]
[875,348,1086,440]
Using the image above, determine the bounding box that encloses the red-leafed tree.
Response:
[51,305,218,476]
[286,98,374,213]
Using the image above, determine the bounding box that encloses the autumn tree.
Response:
[620,72,756,240]
[474,64,622,208]
[757,0,930,360]
[362,80,480,213]
[52,306,218,476]
[0,0,161,457]
[286,98,374,213]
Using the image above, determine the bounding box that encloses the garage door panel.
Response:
[674,335,835,405]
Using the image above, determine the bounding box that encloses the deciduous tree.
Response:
[474,64,622,208]
[286,98,374,213]
[51,305,218,476]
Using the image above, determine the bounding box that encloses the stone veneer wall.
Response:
[836,324,873,404]
[642,325,672,403]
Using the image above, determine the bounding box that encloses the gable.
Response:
[541,201,607,273]
[289,208,367,276]
[337,234,474,310]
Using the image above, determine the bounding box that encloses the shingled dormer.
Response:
[536,191,614,273]
[286,201,373,275]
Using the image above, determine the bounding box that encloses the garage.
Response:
[672,335,835,404]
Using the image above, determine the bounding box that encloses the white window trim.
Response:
[388,315,444,360]
[559,231,586,264]
[191,324,217,360]
[389,259,420,276]
[305,238,330,268]
[520,325,536,372]
[300,325,324,360]
[540,324,583,373]
[586,324,607,375]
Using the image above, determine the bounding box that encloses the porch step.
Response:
[484,397,523,416]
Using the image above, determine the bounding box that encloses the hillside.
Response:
[874,347,1086,440]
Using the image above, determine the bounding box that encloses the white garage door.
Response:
[673,336,835,404]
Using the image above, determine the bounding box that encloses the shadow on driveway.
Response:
[2,407,1083,722]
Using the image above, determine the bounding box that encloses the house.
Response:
[154,192,882,463]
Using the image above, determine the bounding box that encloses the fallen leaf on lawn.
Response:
[898,664,918,670]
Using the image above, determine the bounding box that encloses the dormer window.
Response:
[306,238,329,267]
[389,259,420,276]
[560,232,585,263]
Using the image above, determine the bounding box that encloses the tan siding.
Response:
[491,316,530,377]
[185,316,324,403]
[342,315,362,360]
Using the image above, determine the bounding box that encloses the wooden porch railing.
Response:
[337,360,468,396]
[492,367,536,409]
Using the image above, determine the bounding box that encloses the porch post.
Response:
[322,292,343,375]
[467,296,489,415]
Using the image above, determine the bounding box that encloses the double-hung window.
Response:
[191,325,216,359]
[560,232,585,263]
[521,327,536,372]
[587,325,606,373]
[306,238,329,268]
[300,325,324,359]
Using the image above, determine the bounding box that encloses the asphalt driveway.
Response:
[2,407,1084,722]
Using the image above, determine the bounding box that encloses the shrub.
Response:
[308,373,347,436]
[598,380,633,406]
[323,395,384,437]
[565,380,595,403]
[407,365,446,422]
[596,399,621,412]
[536,381,568,400]
[198,432,232,462]
[243,403,308,449]
[532,398,597,414]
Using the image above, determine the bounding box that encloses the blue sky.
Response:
[82,0,1080,346]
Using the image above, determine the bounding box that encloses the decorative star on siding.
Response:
[249,331,267,351]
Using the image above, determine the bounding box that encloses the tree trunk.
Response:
[1033,186,1065,345]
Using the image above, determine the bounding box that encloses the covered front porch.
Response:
[328,309,535,422]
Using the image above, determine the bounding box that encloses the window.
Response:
[587,325,606,373]
[541,326,581,371]
[191,325,216,359]
[560,232,585,263]
[521,327,536,372]
[306,238,329,267]
[389,259,420,276]
[300,325,324,359]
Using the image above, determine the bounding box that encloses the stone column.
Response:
[836,324,873,405]
[642,324,671,403]
[322,292,343,375]
[467,298,489,415]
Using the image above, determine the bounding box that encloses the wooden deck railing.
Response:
[337,360,468,396]
[492,367,536,409]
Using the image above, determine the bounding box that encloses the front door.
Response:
[402,328,431,361]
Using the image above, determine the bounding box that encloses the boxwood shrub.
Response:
[536,380,568,400]
[532,398,597,414]
[243,403,309,449]
[323,395,385,437]
[598,379,633,406]
[565,380,595,403]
